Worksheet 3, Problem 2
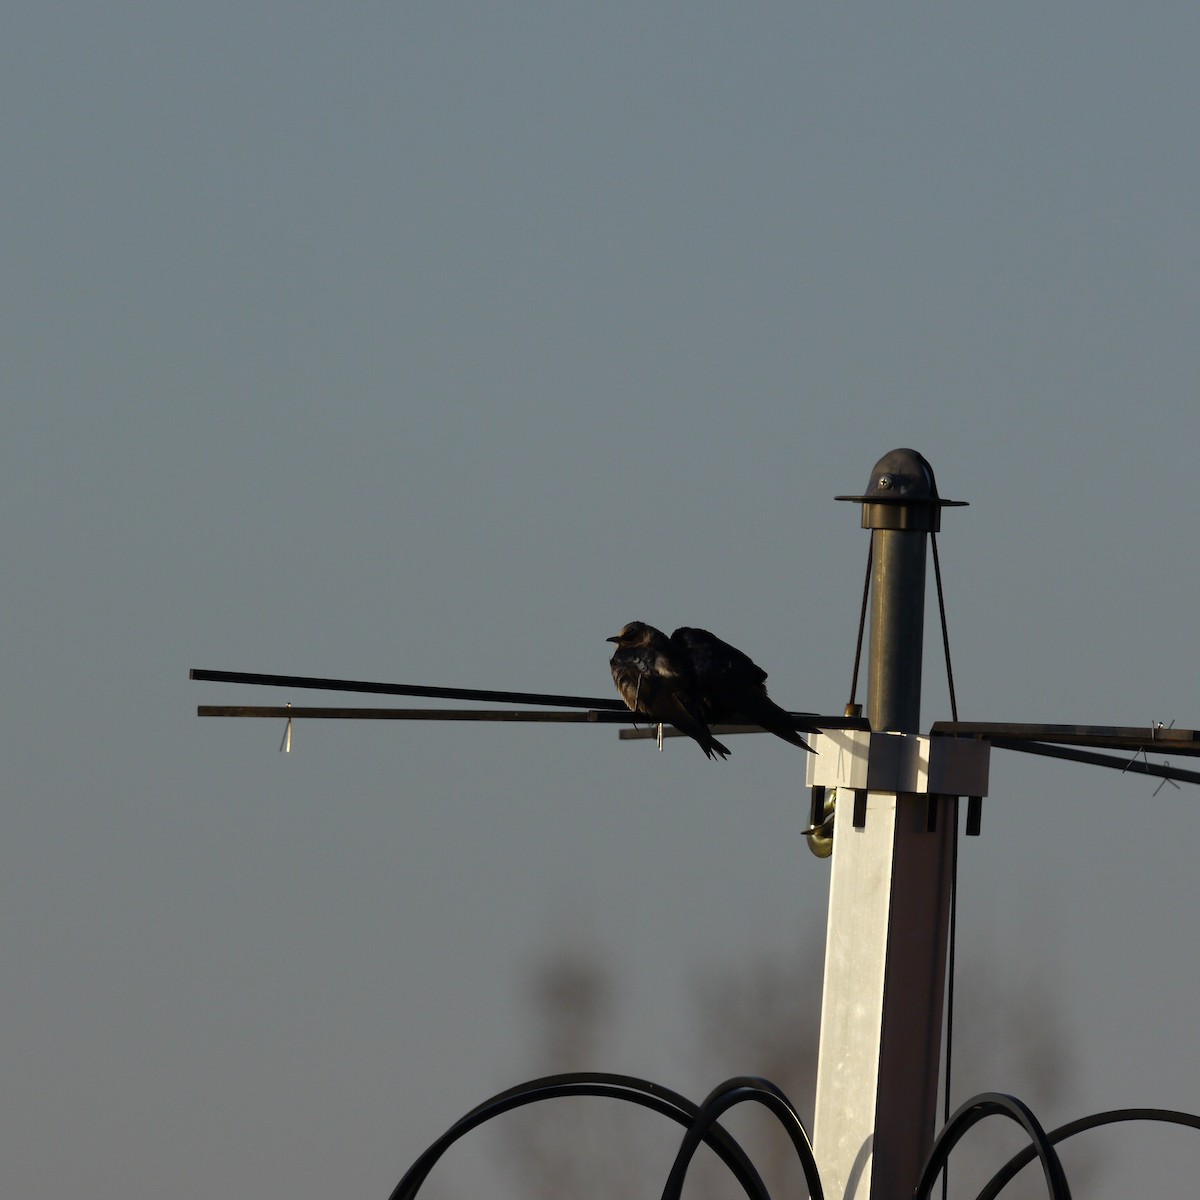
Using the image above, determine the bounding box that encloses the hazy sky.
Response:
[4,4,1200,1198]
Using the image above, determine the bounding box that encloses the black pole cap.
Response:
[835,448,967,531]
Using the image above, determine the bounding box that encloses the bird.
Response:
[606,621,731,759]
[668,626,814,753]
[607,622,815,758]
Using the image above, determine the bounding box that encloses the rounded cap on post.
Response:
[835,447,967,531]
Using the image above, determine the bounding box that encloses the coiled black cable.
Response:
[387,1071,773,1200]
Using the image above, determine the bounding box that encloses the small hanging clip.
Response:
[279,703,293,753]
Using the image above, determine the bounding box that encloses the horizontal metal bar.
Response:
[933,720,1200,756]
[192,675,1200,757]
[190,668,629,711]
[198,705,865,736]
[619,715,871,741]
[192,703,1200,784]
[620,724,760,741]
[198,706,639,723]
[992,739,1200,786]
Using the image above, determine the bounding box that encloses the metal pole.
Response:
[813,450,961,1200]
[866,523,926,733]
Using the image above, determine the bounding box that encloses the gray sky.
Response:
[4,4,1200,1198]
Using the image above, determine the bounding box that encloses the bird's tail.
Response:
[736,696,815,753]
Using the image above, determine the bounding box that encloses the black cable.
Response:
[660,1076,823,1200]
[190,667,628,711]
[386,1072,772,1200]
[913,1092,1072,1200]
[973,1106,1200,1200]
[991,738,1200,785]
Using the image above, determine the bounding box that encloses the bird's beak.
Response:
[606,635,620,644]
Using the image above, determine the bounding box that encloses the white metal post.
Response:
[809,451,981,1200]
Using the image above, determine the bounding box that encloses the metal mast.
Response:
[190,447,1200,1199]
[809,449,986,1200]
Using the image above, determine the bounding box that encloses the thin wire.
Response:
[930,525,959,1200]
[942,796,960,1200]
[847,532,873,709]
[930,531,958,723]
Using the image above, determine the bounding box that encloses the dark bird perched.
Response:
[669,626,814,753]
[606,622,730,760]
[607,622,814,759]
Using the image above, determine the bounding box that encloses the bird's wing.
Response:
[670,627,768,688]
[670,627,812,751]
